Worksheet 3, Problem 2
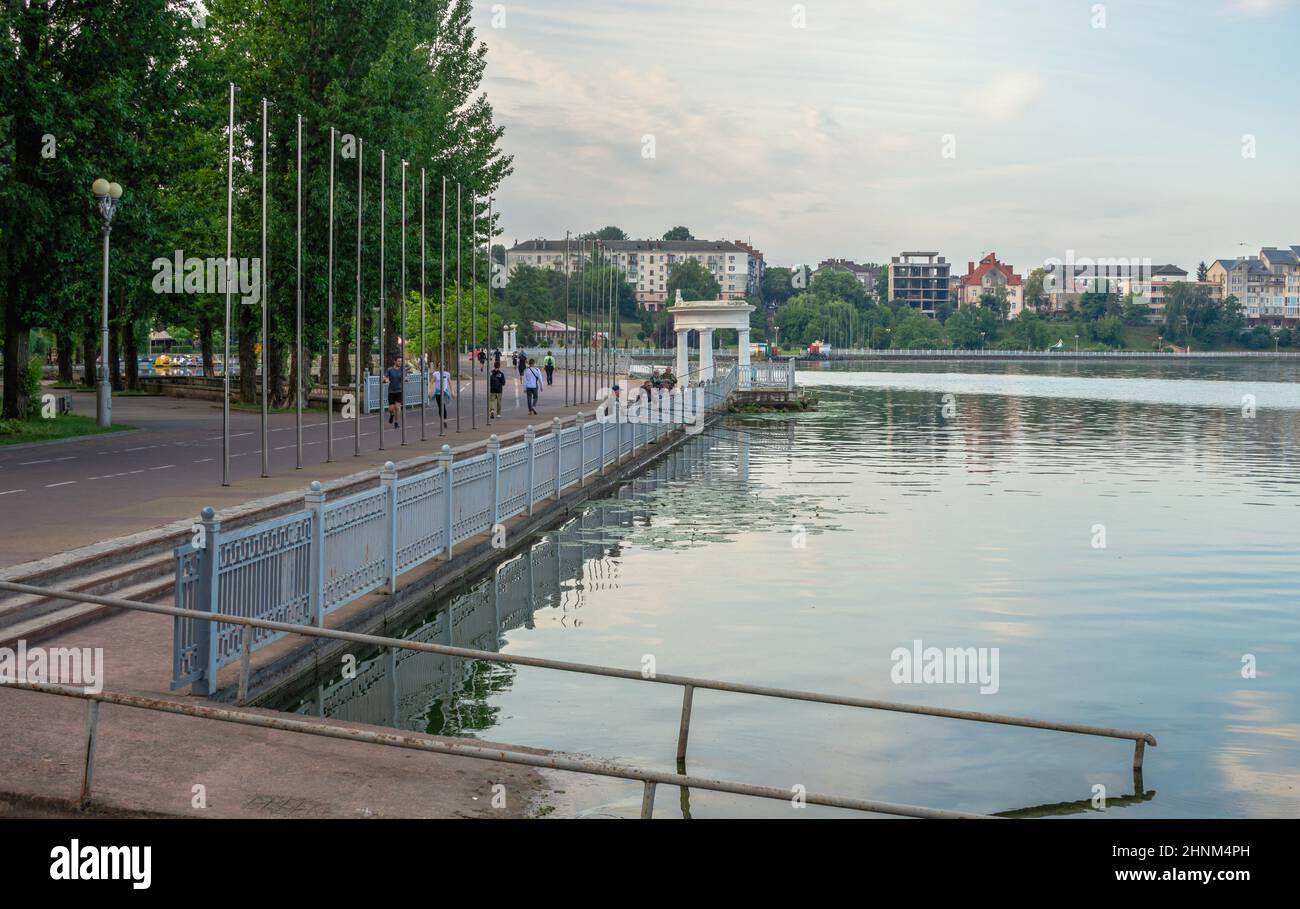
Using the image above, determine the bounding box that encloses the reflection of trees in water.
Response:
[284,427,821,732]
[800,384,1300,479]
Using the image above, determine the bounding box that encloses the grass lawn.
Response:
[0,414,133,446]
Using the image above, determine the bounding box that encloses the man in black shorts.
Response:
[386,356,404,430]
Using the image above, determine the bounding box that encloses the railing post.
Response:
[577,413,586,487]
[676,684,695,763]
[552,418,563,499]
[381,461,399,594]
[305,481,326,626]
[598,411,606,475]
[193,506,221,696]
[640,780,656,819]
[487,434,501,524]
[237,623,254,704]
[524,426,537,515]
[787,356,795,391]
[79,699,99,808]
[439,445,455,559]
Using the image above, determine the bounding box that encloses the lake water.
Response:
[279,359,1300,818]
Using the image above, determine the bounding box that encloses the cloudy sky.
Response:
[477,0,1300,273]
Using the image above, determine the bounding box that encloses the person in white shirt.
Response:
[429,364,452,426]
[522,358,543,415]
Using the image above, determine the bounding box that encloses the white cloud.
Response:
[1229,0,1292,14]
[970,73,1043,123]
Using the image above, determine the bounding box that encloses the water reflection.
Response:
[284,429,801,735]
[280,361,1300,818]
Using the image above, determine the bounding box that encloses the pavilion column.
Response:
[675,329,689,382]
[738,327,751,389]
[698,328,715,382]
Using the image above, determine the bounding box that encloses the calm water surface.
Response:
[281,360,1300,818]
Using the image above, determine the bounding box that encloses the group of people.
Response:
[383,348,559,429]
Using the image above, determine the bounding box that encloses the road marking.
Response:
[19,459,52,465]
[194,458,215,463]
[0,489,24,496]
[149,464,176,471]
[45,481,76,488]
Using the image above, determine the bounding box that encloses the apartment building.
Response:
[505,238,764,311]
[1206,247,1300,327]
[957,253,1025,316]
[814,259,881,297]
[1042,257,1154,313]
[888,252,951,316]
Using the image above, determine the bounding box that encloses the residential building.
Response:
[888,252,950,316]
[1042,256,1154,313]
[957,253,1025,317]
[1206,247,1300,327]
[814,259,881,298]
[505,238,764,311]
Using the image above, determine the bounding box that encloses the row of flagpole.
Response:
[561,236,624,410]
[217,82,500,487]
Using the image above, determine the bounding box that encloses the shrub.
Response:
[23,356,43,418]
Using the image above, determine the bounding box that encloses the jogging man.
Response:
[523,358,543,415]
[386,356,404,430]
[543,350,555,385]
[489,361,506,419]
[517,351,528,380]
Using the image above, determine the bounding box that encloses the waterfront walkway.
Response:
[0,367,606,568]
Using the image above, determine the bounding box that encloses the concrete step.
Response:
[0,551,174,631]
[0,573,174,649]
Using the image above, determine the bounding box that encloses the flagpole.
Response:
[222,82,234,487]
[326,126,335,463]
[470,192,477,431]
[295,113,303,469]
[400,159,408,446]
[420,167,427,442]
[564,231,571,407]
[486,195,494,424]
[260,98,269,477]
[455,181,462,433]
[378,149,385,452]
[354,137,363,457]
[439,175,446,437]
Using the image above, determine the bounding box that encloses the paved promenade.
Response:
[0,365,642,818]
[0,365,609,567]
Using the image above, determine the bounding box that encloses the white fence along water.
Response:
[173,369,738,693]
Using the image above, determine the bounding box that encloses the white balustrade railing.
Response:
[172,369,737,693]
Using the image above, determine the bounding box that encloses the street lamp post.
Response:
[92,178,123,428]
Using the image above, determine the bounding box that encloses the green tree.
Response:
[666,259,719,304]
[662,226,693,241]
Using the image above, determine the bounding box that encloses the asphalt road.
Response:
[0,363,612,567]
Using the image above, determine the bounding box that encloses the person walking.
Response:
[523,357,543,415]
[430,362,451,427]
[488,360,506,419]
[516,351,528,380]
[543,350,555,386]
[386,356,404,430]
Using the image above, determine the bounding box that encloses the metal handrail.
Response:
[7,679,994,818]
[0,580,1158,774]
